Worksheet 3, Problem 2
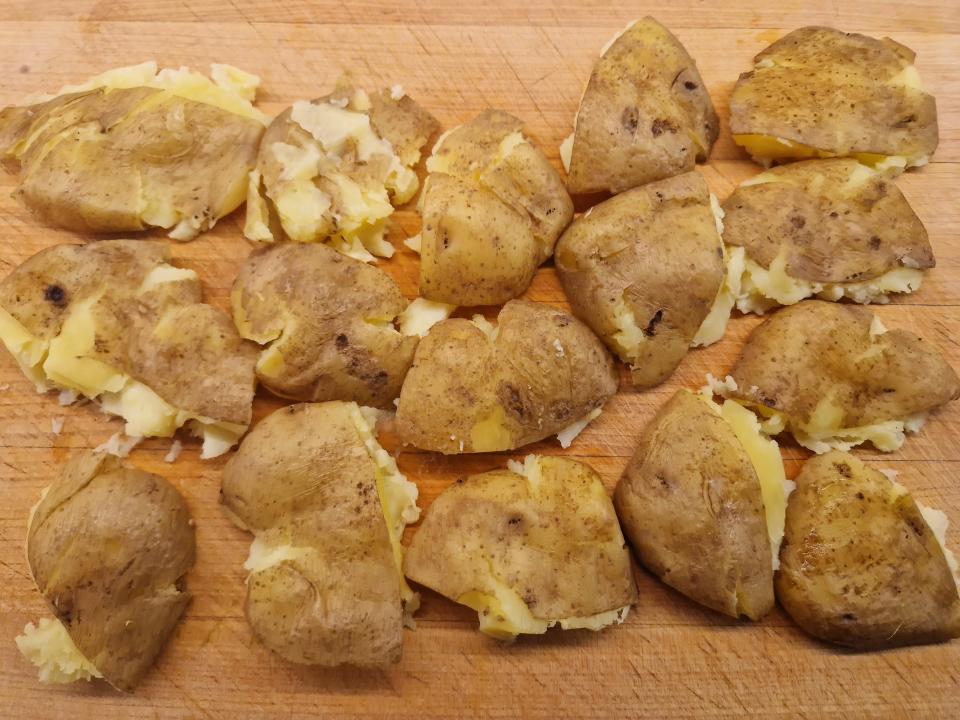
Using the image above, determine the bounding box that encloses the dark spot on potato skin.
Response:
[335,334,348,349]
[621,105,639,134]
[644,309,664,337]
[833,462,852,478]
[651,118,679,137]
[44,284,67,307]
[499,382,529,420]
[790,215,806,229]
[869,236,882,250]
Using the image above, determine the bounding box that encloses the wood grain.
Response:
[1,2,959,717]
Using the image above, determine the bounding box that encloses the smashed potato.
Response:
[563,17,718,194]
[717,301,960,453]
[18,451,195,691]
[232,243,448,408]
[0,241,257,457]
[0,61,266,239]
[730,27,938,169]
[394,300,618,454]
[614,390,791,619]
[723,159,933,313]
[245,80,438,261]
[221,402,420,666]
[777,452,960,649]
[556,171,727,388]
[404,455,636,639]
[414,109,573,305]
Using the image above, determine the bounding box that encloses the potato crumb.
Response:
[94,433,142,458]
[57,388,79,406]
[50,417,65,435]
[164,439,183,463]
[553,339,565,357]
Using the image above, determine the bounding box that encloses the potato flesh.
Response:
[15,618,102,685]
[0,270,245,458]
[735,249,924,315]
[395,298,456,337]
[734,134,924,170]
[718,400,794,569]
[246,89,425,261]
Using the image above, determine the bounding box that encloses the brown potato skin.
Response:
[777,451,960,649]
[0,240,257,427]
[28,451,196,692]
[404,456,637,621]
[723,159,933,282]
[566,17,718,195]
[232,243,417,408]
[0,86,263,234]
[730,27,938,161]
[395,300,617,454]
[728,301,960,429]
[420,110,573,305]
[613,390,774,620]
[221,402,403,667]
[556,171,724,388]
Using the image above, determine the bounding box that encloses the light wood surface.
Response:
[1,2,959,717]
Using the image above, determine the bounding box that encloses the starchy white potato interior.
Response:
[15,618,102,685]
[718,400,794,569]
[556,407,602,449]
[918,504,960,585]
[352,405,421,614]
[396,298,456,338]
[734,250,924,315]
[734,134,925,171]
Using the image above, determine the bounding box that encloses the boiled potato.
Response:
[221,402,420,666]
[414,109,573,305]
[0,61,266,239]
[232,243,449,408]
[730,27,938,170]
[614,390,791,620]
[245,79,438,261]
[0,240,257,457]
[777,451,960,649]
[723,159,933,313]
[404,455,637,639]
[562,17,718,195]
[16,451,195,691]
[714,301,960,453]
[394,300,618,454]
[556,171,731,388]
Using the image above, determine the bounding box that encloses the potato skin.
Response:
[404,456,637,621]
[395,300,618,454]
[0,240,257,427]
[566,17,718,195]
[0,86,263,235]
[777,451,960,649]
[556,172,724,388]
[729,301,960,429]
[614,390,774,620]
[232,243,417,408]
[420,110,573,305]
[221,402,403,666]
[723,159,932,282]
[27,451,196,692]
[730,27,938,162]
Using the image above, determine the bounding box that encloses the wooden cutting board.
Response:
[0,2,958,717]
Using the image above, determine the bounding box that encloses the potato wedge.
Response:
[232,243,434,408]
[245,80,438,261]
[777,451,960,649]
[221,402,419,666]
[723,159,933,313]
[415,109,573,305]
[556,171,728,388]
[0,61,266,239]
[0,241,257,457]
[614,390,791,620]
[404,455,636,639]
[730,27,938,169]
[717,301,960,453]
[562,17,718,194]
[394,300,618,454]
[17,451,195,691]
